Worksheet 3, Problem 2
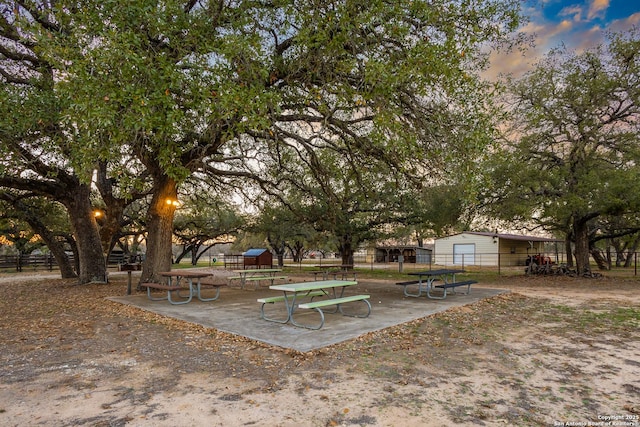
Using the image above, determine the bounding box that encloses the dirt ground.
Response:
[1,271,639,427]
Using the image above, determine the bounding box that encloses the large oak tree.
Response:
[2,0,523,282]
[485,29,640,275]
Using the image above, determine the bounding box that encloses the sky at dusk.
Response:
[489,0,640,77]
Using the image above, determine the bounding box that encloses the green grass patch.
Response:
[542,304,640,332]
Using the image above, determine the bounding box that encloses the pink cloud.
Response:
[559,5,584,22]
[609,12,640,32]
[587,0,609,20]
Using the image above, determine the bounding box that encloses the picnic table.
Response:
[258,280,370,329]
[311,264,356,281]
[140,270,225,305]
[230,268,287,289]
[396,269,477,300]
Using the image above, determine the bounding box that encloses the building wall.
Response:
[435,233,551,267]
[434,233,498,266]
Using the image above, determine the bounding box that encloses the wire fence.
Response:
[3,251,637,277]
[279,252,640,277]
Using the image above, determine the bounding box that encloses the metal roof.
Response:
[449,231,560,242]
[243,248,268,257]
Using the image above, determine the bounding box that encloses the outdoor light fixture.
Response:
[165,198,180,207]
[492,234,498,244]
[93,209,106,226]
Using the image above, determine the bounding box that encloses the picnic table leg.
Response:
[196,279,222,302]
[290,292,326,329]
[426,286,447,300]
[259,292,292,324]
[426,276,448,299]
[418,278,426,296]
[146,287,169,301]
[166,276,193,304]
[318,286,345,314]
[167,288,193,304]
[126,271,132,295]
[291,307,325,330]
[337,298,372,318]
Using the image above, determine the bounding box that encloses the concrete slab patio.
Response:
[108,279,507,353]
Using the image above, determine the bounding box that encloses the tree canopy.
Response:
[1,0,525,281]
[484,29,640,274]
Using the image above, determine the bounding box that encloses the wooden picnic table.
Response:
[139,270,225,305]
[312,264,355,280]
[397,269,476,299]
[259,280,370,329]
[231,268,286,289]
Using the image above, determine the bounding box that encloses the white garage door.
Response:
[453,244,475,265]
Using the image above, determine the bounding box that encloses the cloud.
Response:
[523,19,574,52]
[484,1,638,80]
[587,0,609,20]
[609,12,640,32]
[483,19,576,80]
[560,5,584,22]
[569,25,605,52]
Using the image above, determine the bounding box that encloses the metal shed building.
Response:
[434,232,560,267]
[242,248,273,269]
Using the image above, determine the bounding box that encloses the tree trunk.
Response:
[141,177,178,283]
[95,161,128,257]
[32,229,77,279]
[190,242,201,265]
[8,197,77,279]
[612,240,626,267]
[64,185,107,283]
[174,244,191,264]
[573,218,591,275]
[624,236,640,268]
[338,235,355,266]
[564,236,574,268]
[590,247,608,271]
[266,235,286,268]
[287,240,305,262]
[194,243,215,264]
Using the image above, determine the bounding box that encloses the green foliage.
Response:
[405,185,468,239]
[2,0,524,274]
[173,197,245,244]
[0,196,70,254]
[484,28,640,270]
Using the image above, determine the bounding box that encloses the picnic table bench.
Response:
[310,264,356,281]
[397,269,477,300]
[230,268,287,289]
[260,280,371,329]
[139,282,192,304]
[431,280,477,299]
[257,290,326,323]
[140,270,226,304]
[297,295,371,330]
[395,279,438,298]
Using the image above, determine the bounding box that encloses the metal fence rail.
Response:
[4,251,637,276]
[0,254,58,272]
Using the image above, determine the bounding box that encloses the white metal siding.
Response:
[453,243,475,265]
[434,233,498,266]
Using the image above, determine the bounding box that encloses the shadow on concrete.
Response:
[108,279,507,353]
